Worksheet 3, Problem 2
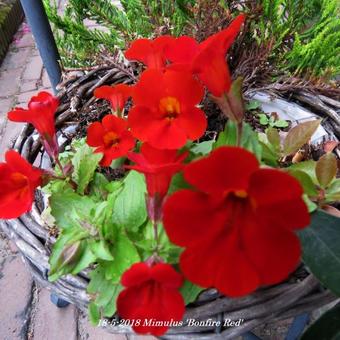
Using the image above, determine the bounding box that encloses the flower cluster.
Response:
[0,12,314,338]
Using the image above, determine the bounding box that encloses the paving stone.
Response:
[20,80,38,93]
[32,288,78,340]
[17,90,40,106]
[0,256,33,340]
[127,335,157,340]
[0,120,25,161]
[78,311,128,340]
[15,33,35,49]
[42,69,51,88]
[0,68,23,97]
[22,56,43,81]
[1,48,32,71]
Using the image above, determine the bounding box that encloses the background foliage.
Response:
[43,0,340,84]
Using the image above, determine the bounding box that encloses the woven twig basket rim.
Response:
[1,64,339,339]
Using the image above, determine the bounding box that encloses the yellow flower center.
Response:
[103,131,119,147]
[159,97,181,121]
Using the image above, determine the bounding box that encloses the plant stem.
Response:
[55,157,65,176]
[153,219,160,255]
[236,122,243,147]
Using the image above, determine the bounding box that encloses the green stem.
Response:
[153,219,160,255]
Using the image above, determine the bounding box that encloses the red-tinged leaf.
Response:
[225,77,244,123]
[323,140,339,153]
[315,152,337,188]
[283,120,321,156]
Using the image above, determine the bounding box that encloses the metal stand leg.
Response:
[50,292,70,308]
[19,0,62,93]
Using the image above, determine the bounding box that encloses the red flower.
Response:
[163,147,310,297]
[94,84,132,113]
[86,115,135,167]
[166,14,245,97]
[7,91,59,158]
[117,262,185,336]
[127,143,188,221]
[0,150,43,219]
[125,35,175,70]
[128,69,206,149]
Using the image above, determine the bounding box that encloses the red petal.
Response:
[86,122,104,147]
[180,235,260,297]
[243,221,301,285]
[147,119,187,149]
[102,114,127,134]
[121,262,151,287]
[175,107,207,140]
[163,70,204,106]
[125,38,153,65]
[193,51,231,96]
[128,106,162,142]
[132,69,164,107]
[151,263,183,288]
[165,36,199,64]
[184,147,259,195]
[163,190,224,247]
[7,108,31,123]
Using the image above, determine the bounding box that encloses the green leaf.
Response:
[72,143,102,195]
[113,170,147,231]
[303,194,318,213]
[90,240,114,261]
[180,280,204,305]
[258,113,269,125]
[241,123,262,160]
[88,302,100,326]
[103,233,140,282]
[89,173,109,201]
[325,179,340,203]
[50,191,97,230]
[191,141,213,155]
[298,210,340,296]
[301,303,340,340]
[246,100,261,110]
[316,152,337,189]
[214,122,262,160]
[288,170,318,196]
[283,120,321,156]
[214,120,237,148]
[273,119,289,128]
[168,172,192,195]
[288,160,318,184]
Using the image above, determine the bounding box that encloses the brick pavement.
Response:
[0,20,154,340]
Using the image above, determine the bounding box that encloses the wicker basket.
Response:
[0,65,338,339]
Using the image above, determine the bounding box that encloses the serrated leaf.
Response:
[50,191,97,230]
[72,143,102,195]
[301,303,340,340]
[316,153,337,189]
[298,210,340,297]
[103,233,140,282]
[114,170,147,231]
[90,240,114,261]
[283,120,320,156]
[89,173,109,201]
[180,280,204,305]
